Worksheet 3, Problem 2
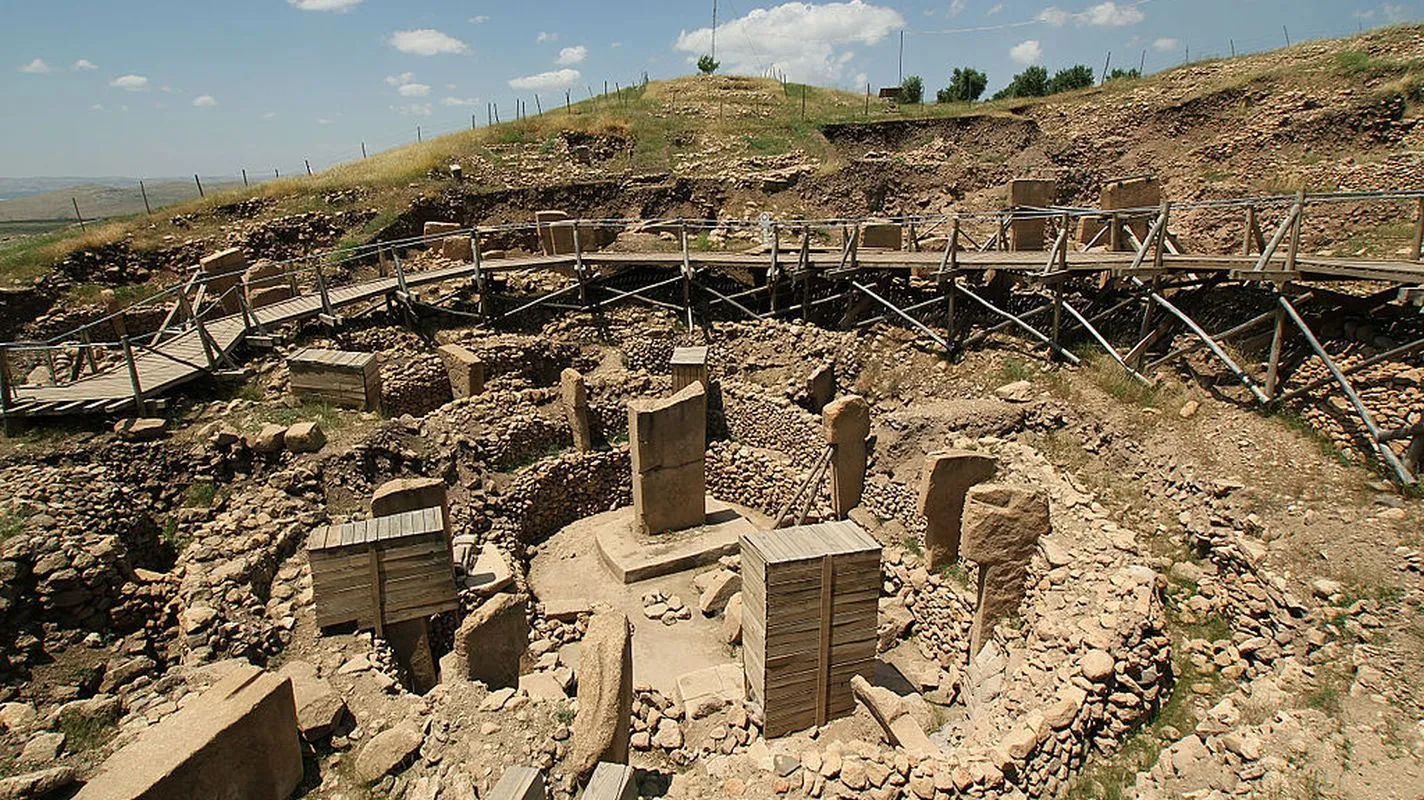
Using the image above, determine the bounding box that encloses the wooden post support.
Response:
[678,222,692,327]
[178,291,218,369]
[1109,212,1122,252]
[121,336,144,411]
[848,223,860,271]
[1153,202,1170,270]
[472,227,487,319]
[1050,283,1064,361]
[315,261,336,320]
[1414,196,1424,262]
[1286,189,1305,273]
[800,226,812,323]
[946,218,961,339]
[1265,296,1287,398]
[574,221,588,310]
[1243,206,1257,256]
[768,223,780,314]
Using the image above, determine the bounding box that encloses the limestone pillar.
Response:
[629,383,707,534]
[806,363,835,413]
[371,477,452,693]
[372,477,450,541]
[917,451,997,571]
[823,395,870,519]
[562,368,593,451]
[569,612,634,782]
[961,484,1051,655]
[441,593,528,689]
[1007,179,1056,251]
[199,248,247,315]
[438,344,485,398]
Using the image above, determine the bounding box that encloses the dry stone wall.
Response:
[719,381,823,468]
[492,449,631,545]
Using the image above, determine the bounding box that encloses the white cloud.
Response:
[536,31,559,44]
[72,59,97,71]
[18,58,51,74]
[556,45,587,65]
[288,0,363,11]
[263,111,277,119]
[441,96,481,106]
[389,29,468,56]
[398,82,431,97]
[392,103,432,116]
[317,117,336,124]
[470,15,489,23]
[950,0,967,15]
[1153,37,1179,51]
[611,41,623,48]
[91,103,104,111]
[674,1,905,85]
[1010,39,1043,65]
[192,94,217,107]
[110,74,149,91]
[508,68,581,91]
[987,2,1004,13]
[1037,2,1144,27]
[1354,3,1406,21]
[385,72,415,86]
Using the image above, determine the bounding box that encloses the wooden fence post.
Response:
[121,337,144,412]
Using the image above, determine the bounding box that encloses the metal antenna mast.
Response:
[712,0,717,63]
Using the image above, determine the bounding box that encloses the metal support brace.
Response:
[678,222,692,328]
[472,227,488,319]
[1277,296,1414,484]
[316,261,337,321]
[954,282,1082,365]
[1132,278,1269,404]
[768,223,780,314]
[850,281,951,351]
[799,225,812,323]
[1059,299,1152,385]
[574,221,589,310]
[1253,195,1302,272]
[1264,288,1288,398]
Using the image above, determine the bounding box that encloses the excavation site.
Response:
[0,20,1422,800]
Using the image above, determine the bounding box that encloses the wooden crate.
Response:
[287,348,381,411]
[740,520,882,738]
[307,507,458,631]
[669,346,709,393]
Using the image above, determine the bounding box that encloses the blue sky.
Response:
[2,0,1417,178]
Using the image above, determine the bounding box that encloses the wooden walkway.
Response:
[3,225,1423,421]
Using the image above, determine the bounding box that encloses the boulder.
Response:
[994,381,1033,403]
[0,767,77,800]
[354,724,423,784]
[698,570,741,616]
[113,418,166,442]
[849,676,938,757]
[275,661,346,740]
[246,423,286,454]
[721,592,744,645]
[284,422,326,453]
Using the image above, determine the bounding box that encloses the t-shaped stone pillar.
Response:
[629,383,707,534]
[961,483,1050,655]
[370,477,452,693]
[823,395,870,519]
[561,368,592,452]
[917,451,998,571]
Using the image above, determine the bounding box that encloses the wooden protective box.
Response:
[287,348,381,411]
[740,520,881,738]
[307,507,458,631]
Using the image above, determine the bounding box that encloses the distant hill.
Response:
[0,177,244,222]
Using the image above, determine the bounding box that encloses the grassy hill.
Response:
[3,23,1423,294]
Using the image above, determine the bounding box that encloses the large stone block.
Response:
[629,384,707,534]
[569,613,633,782]
[859,221,903,250]
[438,344,485,398]
[561,368,592,451]
[961,483,1050,654]
[386,617,438,694]
[917,451,998,570]
[960,483,1050,566]
[443,593,529,689]
[823,395,870,518]
[73,665,301,800]
[424,221,462,238]
[442,236,474,262]
[1007,179,1056,251]
[536,210,576,255]
[199,247,247,315]
[372,477,450,537]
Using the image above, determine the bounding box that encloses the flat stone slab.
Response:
[676,662,745,716]
[462,546,514,596]
[596,498,754,584]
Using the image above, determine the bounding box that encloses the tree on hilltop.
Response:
[1048,64,1095,93]
[900,75,925,104]
[698,55,719,75]
[993,65,1049,99]
[937,67,988,103]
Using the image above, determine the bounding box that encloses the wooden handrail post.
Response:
[315,261,335,318]
[768,223,780,314]
[574,221,588,309]
[801,225,811,323]
[1413,196,1424,262]
[1243,206,1257,256]
[677,221,691,325]
[121,336,144,412]
[1286,189,1305,273]
[471,227,487,319]
[178,291,217,369]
